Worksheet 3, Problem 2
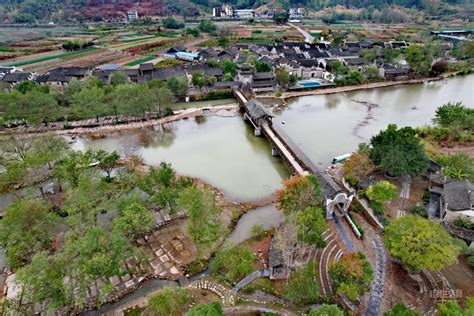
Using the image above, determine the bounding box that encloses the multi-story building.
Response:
[212,7,222,17]
[223,5,233,17]
[127,10,138,21]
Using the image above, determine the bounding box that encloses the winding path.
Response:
[365,239,386,316]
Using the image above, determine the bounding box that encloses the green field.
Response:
[5,47,98,67]
[125,55,156,66]
[121,35,157,43]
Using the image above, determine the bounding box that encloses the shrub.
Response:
[146,287,192,315]
[454,216,474,230]
[211,245,255,284]
[188,302,224,316]
[410,204,428,218]
[329,252,373,302]
[284,262,319,306]
[366,181,397,205]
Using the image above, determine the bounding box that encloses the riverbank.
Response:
[0,104,239,138]
[259,76,447,100]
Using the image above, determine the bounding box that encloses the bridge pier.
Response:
[271,148,280,157]
[243,113,249,121]
[254,128,261,136]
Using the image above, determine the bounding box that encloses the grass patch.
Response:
[7,47,98,66]
[116,33,145,38]
[121,35,157,43]
[125,55,156,66]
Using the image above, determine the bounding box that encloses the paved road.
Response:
[288,22,314,43]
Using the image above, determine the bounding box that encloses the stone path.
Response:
[231,269,269,295]
[187,280,235,306]
[400,175,412,200]
[365,239,386,316]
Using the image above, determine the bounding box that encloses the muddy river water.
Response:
[73,75,473,201]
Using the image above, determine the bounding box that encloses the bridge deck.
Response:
[261,121,306,175]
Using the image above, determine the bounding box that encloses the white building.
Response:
[127,10,138,21]
[212,7,222,17]
[223,5,233,17]
[234,9,254,19]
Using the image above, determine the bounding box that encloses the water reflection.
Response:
[74,116,290,201]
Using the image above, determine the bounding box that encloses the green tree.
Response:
[366,180,397,205]
[296,207,328,247]
[329,60,348,75]
[27,90,61,124]
[113,200,154,238]
[186,27,200,37]
[275,66,289,87]
[383,48,401,64]
[71,86,106,121]
[177,187,224,253]
[163,17,184,29]
[192,71,206,89]
[277,175,321,214]
[273,11,289,24]
[211,245,255,284]
[166,76,188,99]
[360,48,377,62]
[0,198,57,270]
[284,262,319,306]
[188,302,224,316]
[16,252,67,310]
[384,215,461,272]
[220,58,237,77]
[438,298,474,316]
[94,150,120,182]
[110,71,129,86]
[255,61,272,72]
[329,252,373,301]
[369,124,428,177]
[435,152,474,182]
[309,304,344,316]
[405,45,433,76]
[197,20,216,33]
[55,150,94,188]
[384,303,421,316]
[113,84,157,118]
[145,287,193,316]
[433,102,473,128]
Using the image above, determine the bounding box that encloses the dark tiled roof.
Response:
[139,63,154,72]
[1,72,31,82]
[186,64,223,77]
[244,99,274,121]
[48,67,89,77]
[443,180,474,211]
[345,57,365,66]
[151,67,186,80]
[36,74,71,83]
[253,71,275,80]
[297,59,320,67]
[213,81,240,88]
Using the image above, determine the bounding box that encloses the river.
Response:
[73,75,474,201]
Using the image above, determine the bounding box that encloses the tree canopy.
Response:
[384,215,461,272]
[309,304,344,316]
[187,301,224,316]
[329,252,373,301]
[369,124,428,177]
[284,262,319,306]
[145,287,192,316]
[210,245,255,284]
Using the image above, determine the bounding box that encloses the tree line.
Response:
[0,73,189,127]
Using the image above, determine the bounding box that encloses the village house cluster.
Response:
[0,38,456,94]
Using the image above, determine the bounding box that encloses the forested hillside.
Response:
[0,0,471,23]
